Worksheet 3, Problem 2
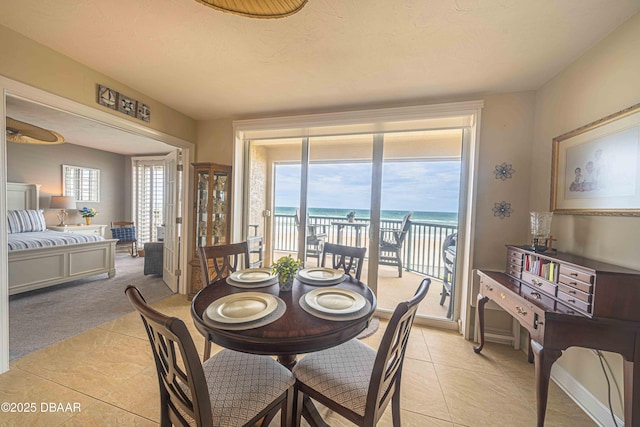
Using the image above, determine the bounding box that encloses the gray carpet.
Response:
[9,252,174,360]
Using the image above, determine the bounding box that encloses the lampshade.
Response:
[6,117,66,145]
[50,196,77,209]
[194,0,308,19]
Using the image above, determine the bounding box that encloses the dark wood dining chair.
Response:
[293,277,430,427]
[379,212,412,277]
[198,242,250,285]
[125,286,295,427]
[197,242,250,360]
[321,242,367,280]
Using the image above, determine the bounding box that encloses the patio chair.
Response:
[110,221,138,257]
[441,232,457,319]
[293,277,431,426]
[198,242,250,360]
[295,208,327,263]
[125,286,295,427]
[379,212,412,277]
[321,242,367,280]
[247,235,264,268]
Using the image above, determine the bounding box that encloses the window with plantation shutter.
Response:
[133,158,165,245]
[62,165,100,202]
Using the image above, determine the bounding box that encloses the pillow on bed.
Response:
[7,209,47,233]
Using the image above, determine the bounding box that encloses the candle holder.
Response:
[528,212,553,253]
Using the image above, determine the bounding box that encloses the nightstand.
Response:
[48,224,107,237]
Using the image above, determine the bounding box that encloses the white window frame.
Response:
[62,164,100,202]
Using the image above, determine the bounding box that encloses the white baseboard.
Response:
[551,364,624,427]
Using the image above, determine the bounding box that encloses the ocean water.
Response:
[275,206,457,225]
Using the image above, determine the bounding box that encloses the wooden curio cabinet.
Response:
[188,162,232,298]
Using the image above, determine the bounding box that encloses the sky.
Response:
[274,160,461,213]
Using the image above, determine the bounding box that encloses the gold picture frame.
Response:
[551,103,640,216]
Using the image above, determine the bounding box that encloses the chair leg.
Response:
[439,283,448,306]
[282,386,295,427]
[294,386,304,427]
[203,340,211,361]
[396,251,402,277]
[391,383,402,427]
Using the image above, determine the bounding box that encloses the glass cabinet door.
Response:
[196,169,210,248]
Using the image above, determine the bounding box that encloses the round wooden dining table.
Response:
[191,275,376,427]
[190,274,377,369]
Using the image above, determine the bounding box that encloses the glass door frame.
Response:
[232,101,483,336]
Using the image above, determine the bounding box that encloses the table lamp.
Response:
[529,211,553,253]
[50,196,77,226]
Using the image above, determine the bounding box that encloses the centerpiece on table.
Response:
[79,207,98,225]
[271,255,302,292]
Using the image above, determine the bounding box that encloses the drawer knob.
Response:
[570,282,578,286]
[532,279,541,286]
[570,272,578,277]
[516,306,527,316]
[485,284,493,291]
[500,293,506,300]
[535,319,544,327]
[568,290,576,295]
[530,291,541,300]
[568,299,576,303]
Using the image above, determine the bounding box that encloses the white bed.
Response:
[7,183,117,295]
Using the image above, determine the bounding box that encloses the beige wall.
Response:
[531,12,640,419]
[196,118,234,164]
[7,142,127,230]
[0,25,196,143]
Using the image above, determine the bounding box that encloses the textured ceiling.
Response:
[0,0,639,121]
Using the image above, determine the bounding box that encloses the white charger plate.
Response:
[304,288,366,314]
[205,292,277,324]
[229,268,277,284]
[297,267,345,285]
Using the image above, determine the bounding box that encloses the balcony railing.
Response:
[273,213,457,280]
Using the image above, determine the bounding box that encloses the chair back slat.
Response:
[365,277,430,424]
[197,242,250,285]
[125,286,212,427]
[321,242,367,280]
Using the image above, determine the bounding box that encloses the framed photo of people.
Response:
[551,103,640,216]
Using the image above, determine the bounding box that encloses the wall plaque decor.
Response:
[551,103,640,216]
[96,84,150,122]
[492,201,512,219]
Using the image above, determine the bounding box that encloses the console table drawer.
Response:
[521,283,555,311]
[557,282,592,303]
[558,273,593,293]
[555,301,583,317]
[522,271,557,297]
[557,289,592,314]
[559,265,594,285]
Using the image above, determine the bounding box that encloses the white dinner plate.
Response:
[298,267,344,283]
[205,292,278,324]
[304,288,366,314]
[229,268,277,283]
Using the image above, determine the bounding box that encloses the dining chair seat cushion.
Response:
[182,349,295,427]
[293,338,376,416]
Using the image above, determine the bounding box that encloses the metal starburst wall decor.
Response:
[494,162,515,180]
[493,201,513,219]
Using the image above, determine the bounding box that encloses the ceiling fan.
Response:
[5,117,66,145]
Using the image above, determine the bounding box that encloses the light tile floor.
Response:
[0,294,596,426]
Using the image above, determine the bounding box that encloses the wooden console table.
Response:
[474,245,640,427]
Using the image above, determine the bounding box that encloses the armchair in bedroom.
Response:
[110,221,138,257]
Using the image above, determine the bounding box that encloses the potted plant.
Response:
[346,211,356,223]
[79,207,98,225]
[271,255,302,292]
